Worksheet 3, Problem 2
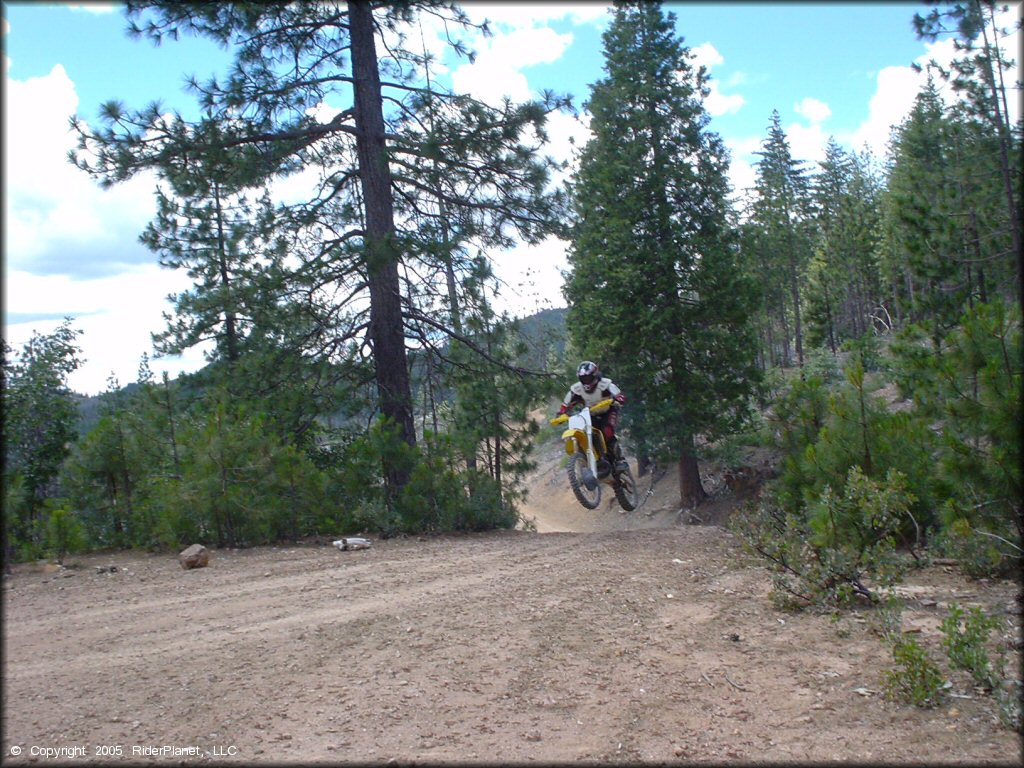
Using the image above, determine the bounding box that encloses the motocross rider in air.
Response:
[557,361,628,474]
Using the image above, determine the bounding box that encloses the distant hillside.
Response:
[512,306,568,372]
[74,307,570,434]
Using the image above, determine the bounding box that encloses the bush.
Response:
[940,602,1003,691]
[44,502,86,564]
[732,467,914,608]
[883,635,946,708]
[397,433,519,534]
[894,299,1022,575]
[936,603,1020,731]
[334,425,520,537]
[771,356,938,547]
[936,515,1020,579]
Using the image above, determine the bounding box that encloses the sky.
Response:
[3,1,1021,396]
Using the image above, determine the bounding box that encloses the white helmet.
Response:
[577,360,600,393]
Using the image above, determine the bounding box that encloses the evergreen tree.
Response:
[60,376,141,549]
[2,321,83,560]
[69,1,567,502]
[749,110,814,367]
[564,1,760,507]
[141,180,284,367]
[914,0,1022,261]
[882,80,966,344]
[882,76,1015,348]
[806,140,884,350]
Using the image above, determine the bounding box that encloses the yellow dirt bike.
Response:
[550,398,639,511]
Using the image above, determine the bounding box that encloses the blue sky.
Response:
[4,1,1020,395]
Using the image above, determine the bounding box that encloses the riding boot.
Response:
[608,439,628,473]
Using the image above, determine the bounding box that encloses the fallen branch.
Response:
[724,674,748,692]
[971,527,1023,554]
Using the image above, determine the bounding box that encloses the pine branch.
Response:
[402,309,556,379]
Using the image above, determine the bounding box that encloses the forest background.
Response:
[3,0,1020,629]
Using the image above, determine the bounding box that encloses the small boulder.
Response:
[333,537,371,551]
[179,544,210,570]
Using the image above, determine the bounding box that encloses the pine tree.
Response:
[69,1,567,501]
[2,321,83,559]
[564,1,760,508]
[806,140,884,350]
[914,0,1022,261]
[749,111,814,368]
[882,74,1016,351]
[141,180,283,367]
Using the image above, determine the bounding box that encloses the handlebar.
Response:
[549,398,615,425]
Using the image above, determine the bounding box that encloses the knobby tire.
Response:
[614,464,640,511]
[568,452,601,510]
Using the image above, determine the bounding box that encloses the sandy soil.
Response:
[3,438,1021,765]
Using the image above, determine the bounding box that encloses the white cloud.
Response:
[67,3,118,13]
[848,2,1022,159]
[705,87,745,118]
[690,42,723,70]
[463,3,610,29]
[450,25,574,105]
[490,235,570,318]
[794,97,831,124]
[724,135,761,199]
[848,64,922,157]
[5,64,158,276]
[4,266,208,396]
[539,109,591,185]
[786,122,830,166]
[691,42,744,117]
[3,63,208,394]
[442,3,609,106]
[411,5,607,318]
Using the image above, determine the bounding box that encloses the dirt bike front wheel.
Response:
[614,462,640,511]
[568,452,601,510]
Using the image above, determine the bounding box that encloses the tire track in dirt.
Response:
[4,532,612,680]
[3,525,1019,764]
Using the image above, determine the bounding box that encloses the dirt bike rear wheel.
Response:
[568,453,601,509]
[614,462,640,511]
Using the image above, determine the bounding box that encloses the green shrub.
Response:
[883,635,946,708]
[335,426,519,537]
[397,433,518,534]
[770,357,938,546]
[732,467,914,608]
[352,498,403,539]
[44,502,86,564]
[940,602,1003,691]
[893,299,1022,575]
[937,602,1020,731]
[936,515,1020,579]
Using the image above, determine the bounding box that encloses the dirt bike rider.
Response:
[557,361,628,474]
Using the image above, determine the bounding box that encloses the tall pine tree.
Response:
[914,0,1021,261]
[70,1,567,501]
[749,111,814,368]
[564,1,760,508]
[806,139,884,350]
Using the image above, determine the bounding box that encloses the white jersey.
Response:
[562,377,622,410]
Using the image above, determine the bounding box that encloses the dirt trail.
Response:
[2,441,1021,765]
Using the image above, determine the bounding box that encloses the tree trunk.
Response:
[979,5,1023,262]
[677,449,706,508]
[212,182,240,363]
[787,246,804,367]
[823,282,837,354]
[349,1,416,489]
